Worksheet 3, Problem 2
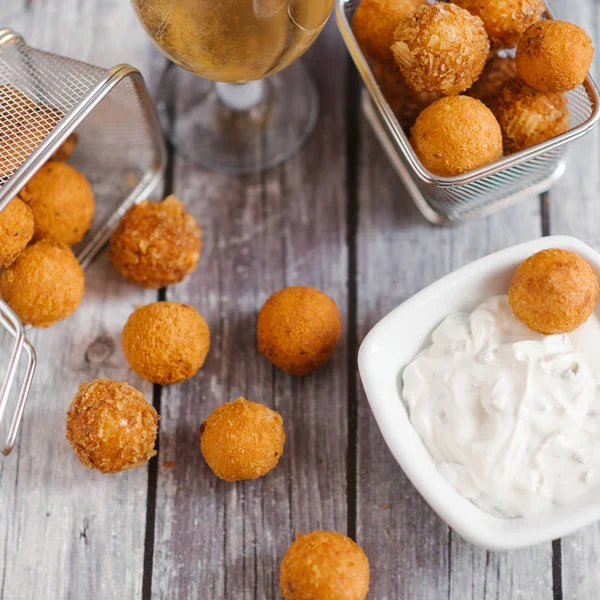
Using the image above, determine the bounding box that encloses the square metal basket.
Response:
[336,0,600,224]
[0,28,166,455]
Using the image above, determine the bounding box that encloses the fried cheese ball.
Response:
[0,197,34,268]
[51,132,78,162]
[411,96,503,176]
[200,398,285,482]
[452,0,544,48]
[0,240,84,327]
[19,161,95,246]
[468,55,518,105]
[122,302,210,384]
[371,60,440,130]
[66,379,159,474]
[257,286,342,376]
[110,195,201,289]
[516,21,594,92]
[280,531,370,600]
[490,78,570,153]
[391,3,490,95]
[352,0,425,63]
[509,248,599,334]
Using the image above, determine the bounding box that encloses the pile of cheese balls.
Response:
[352,0,594,176]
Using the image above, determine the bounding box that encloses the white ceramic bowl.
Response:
[358,235,600,551]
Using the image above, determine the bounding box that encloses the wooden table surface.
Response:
[2,0,600,598]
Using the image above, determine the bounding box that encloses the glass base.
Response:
[156,61,320,175]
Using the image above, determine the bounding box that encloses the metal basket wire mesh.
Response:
[0,28,166,455]
[336,0,600,224]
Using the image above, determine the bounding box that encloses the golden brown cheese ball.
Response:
[371,60,440,130]
[0,197,34,268]
[110,195,201,289]
[452,0,544,48]
[51,132,78,162]
[509,249,599,334]
[352,0,425,63]
[66,379,159,474]
[0,239,84,327]
[257,286,342,376]
[280,531,370,600]
[200,398,285,482]
[122,301,210,384]
[490,78,570,153]
[516,21,594,92]
[19,161,95,246]
[410,96,503,177]
[468,55,518,105]
[391,3,490,95]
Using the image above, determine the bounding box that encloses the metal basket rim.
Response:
[336,0,600,188]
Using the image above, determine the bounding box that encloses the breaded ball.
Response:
[371,60,440,130]
[66,379,159,474]
[468,55,518,105]
[122,301,210,385]
[509,248,599,334]
[410,96,503,176]
[110,195,201,289]
[257,286,342,376]
[0,197,34,268]
[391,3,490,95]
[51,132,78,162]
[0,239,84,327]
[200,398,285,482]
[516,21,594,92]
[490,78,570,153]
[352,0,425,63]
[19,161,95,246]
[280,531,370,600]
[452,0,544,48]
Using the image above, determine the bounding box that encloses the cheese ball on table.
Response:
[19,161,95,246]
[257,286,342,376]
[352,0,425,63]
[509,248,599,335]
[280,531,370,600]
[410,96,503,177]
[200,398,285,482]
[491,78,570,154]
[0,197,34,268]
[110,195,201,289]
[452,0,544,48]
[122,301,210,384]
[467,56,518,105]
[516,21,594,92]
[66,379,159,474]
[0,240,84,327]
[391,3,489,95]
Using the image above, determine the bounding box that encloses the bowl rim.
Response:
[358,235,600,550]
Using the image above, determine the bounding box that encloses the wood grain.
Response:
[0,2,164,599]
[148,21,350,600]
[354,117,553,598]
[547,1,600,598]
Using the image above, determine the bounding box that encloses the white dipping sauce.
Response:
[402,295,600,518]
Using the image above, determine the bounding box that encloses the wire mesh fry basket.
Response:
[0,28,166,455]
[336,0,600,224]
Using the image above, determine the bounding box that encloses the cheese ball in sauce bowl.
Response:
[509,248,599,334]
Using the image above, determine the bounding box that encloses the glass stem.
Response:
[215,81,265,111]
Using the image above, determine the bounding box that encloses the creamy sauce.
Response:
[402,295,600,518]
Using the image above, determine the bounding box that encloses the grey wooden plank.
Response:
[0,2,165,599]
[150,21,349,600]
[355,115,553,598]
[547,1,600,598]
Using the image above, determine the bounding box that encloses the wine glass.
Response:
[130,0,335,174]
